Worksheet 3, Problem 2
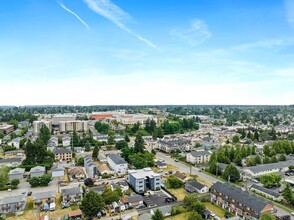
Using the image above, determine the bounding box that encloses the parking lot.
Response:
[143,190,176,208]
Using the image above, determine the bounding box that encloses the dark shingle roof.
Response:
[128,195,143,203]
[61,187,83,196]
[53,148,71,154]
[250,184,280,198]
[0,157,22,164]
[108,154,127,165]
[186,180,206,190]
[211,182,272,214]
[190,150,211,157]
[0,195,26,204]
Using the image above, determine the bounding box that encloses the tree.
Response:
[270,156,278,163]
[166,175,184,189]
[254,130,259,141]
[11,178,20,187]
[209,161,222,176]
[260,173,282,188]
[9,119,18,130]
[85,140,91,152]
[92,146,99,159]
[246,158,256,166]
[187,211,202,220]
[254,155,262,164]
[39,174,52,186]
[124,134,130,143]
[183,194,205,214]
[251,146,256,155]
[39,124,51,145]
[107,131,115,145]
[102,187,120,205]
[232,135,240,144]
[80,190,105,217]
[0,132,4,139]
[263,156,271,164]
[263,145,271,157]
[152,209,164,220]
[134,132,145,153]
[153,127,164,139]
[77,157,84,165]
[260,213,276,220]
[94,121,109,134]
[234,153,242,166]
[282,183,294,205]
[129,152,155,169]
[279,154,286,161]
[29,177,40,187]
[84,178,94,187]
[222,164,240,182]
[115,140,128,150]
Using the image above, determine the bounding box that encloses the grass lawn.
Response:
[204,202,226,219]
[153,164,179,172]
[165,212,191,220]
[167,188,188,201]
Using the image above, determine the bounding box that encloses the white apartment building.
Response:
[59,121,89,133]
[52,114,76,125]
[107,154,128,174]
[186,150,212,164]
[33,120,52,135]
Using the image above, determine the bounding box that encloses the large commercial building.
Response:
[59,120,89,133]
[33,120,52,135]
[128,168,161,194]
[52,114,76,125]
[0,123,14,134]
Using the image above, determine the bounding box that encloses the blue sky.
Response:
[0,0,294,105]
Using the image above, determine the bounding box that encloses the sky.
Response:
[0,0,294,106]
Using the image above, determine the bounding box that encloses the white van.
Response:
[50,203,56,211]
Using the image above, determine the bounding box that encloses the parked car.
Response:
[27,191,32,196]
[251,178,258,183]
[62,202,71,209]
[136,204,145,209]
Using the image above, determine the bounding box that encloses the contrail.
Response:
[83,0,161,51]
[57,1,90,29]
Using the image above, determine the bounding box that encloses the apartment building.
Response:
[107,154,128,174]
[186,150,212,164]
[59,120,89,132]
[84,155,97,178]
[33,120,52,135]
[53,148,72,161]
[0,194,27,214]
[128,167,161,194]
[0,123,14,134]
[211,182,276,220]
[52,114,76,125]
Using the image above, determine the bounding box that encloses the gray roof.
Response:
[155,161,167,167]
[8,168,25,175]
[152,205,172,216]
[61,187,83,196]
[90,185,105,192]
[190,150,212,157]
[186,180,206,190]
[211,182,272,214]
[0,195,26,205]
[128,195,143,203]
[138,213,152,220]
[108,154,127,165]
[33,190,56,200]
[245,160,294,174]
[0,157,22,164]
[250,184,280,198]
[53,148,71,154]
[30,166,45,173]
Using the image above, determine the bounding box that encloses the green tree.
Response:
[71,131,79,148]
[39,124,51,145]
[209,161,222,176]
[246,158,256,166]
[278,154,286,161]
[129,152,155,169]
[270,156,278,163]
[260,173,282,188]
[115,140,128,150]
[92,146,99,159]
[124,134,130,143]
[152,209,164,220]
[251,146,256,155]
[102,187,120,205]
[263,156,271,164]
[254,130,259,141]
[11,179,20,187]
[282,183,294,205]
[254,155,262,164]
[183,194,205,214]
[234,153,242,166]
[0,166,10,187]
[9,119,18,130]
[77,157,84,165]
[232,134,240,144]
[166,175,184,189]
[260,213,276,220]
[29,177,40,187]
[134,132,145,153]
[263,145,271,157]
[39,174,52,186]
[80,190,105,217]
[0,132,4,139]
[107,131,115,145]
[187,212,202,220]
[94,122,109,134]
[153,127,164,139]
[85,140,91,152]
[222,164,240,182]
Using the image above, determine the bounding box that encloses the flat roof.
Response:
[129,167,160,179]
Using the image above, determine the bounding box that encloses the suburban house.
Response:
[211,182,276,219]
[62,136,71,147]
[8,138,22,149]
[30,166,46,178]
[186,150,212,164]
[107,154,128,174]
[158,139,191,153]
[185,180,209,194]
[91,185,105,195]
[0,194,26,214]
[243,160,293,177]
[53,148,72,161]
[33,190,56,209]
[98,153,107,163]
[155,160,167,169]
[18,121,30,129]
[4,150,25,157]
[61,187,83,204]
[98,163,113,175]
[151,205,172,217]
[48,137,58,147]
[47,141,57,152]
[128,167,161,194]
[8,168,25,180]
[51,166,65,177]
[0,158,22,167]
[84,155,97,178]
[127,195,144,207]
[67,209,82,220]
[68,167,85,179]
[250,184,282,201]
[174,171,188,182]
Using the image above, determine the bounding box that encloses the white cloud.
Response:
[57,1,90,29]
[82,0,161,51]
[171,19,212,46]
[232,39,294,51]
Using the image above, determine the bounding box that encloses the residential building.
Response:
[33,190,56,209]
[155,160,167,169]
[174,171,188,182]
[84,155,97,178]
[0,123,14,135]
[250,184,282,201]
[150,205,172,217]
[98,163,113,175]
[52,114,76,125]
[59,120,89,133]
[68,167,85,179]
[68,209,82,220]
[61,187,83,204]
[8,138,22,149]
[53,148,72,161]
[0,194,26,214]
[48,137,58,147]
[128,167,161,194]
[211,182,276,219]
[51,166,65,177]
[98,153,107,163]
[62,136,71,147]
[30,166,46,178]
[91,185,105,195]
[8,168,25,180]
[33,120,52,135]
[0,158,22,167]
[185,180,209,194]
[18,121,30,129]
[107,154,128,174]
[186,150,212,164]
[4,150,25,157]
[127,195,144,207]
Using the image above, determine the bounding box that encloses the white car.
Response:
[291,212,294,216]
[50,203,56,211]
[251,179,258,183]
